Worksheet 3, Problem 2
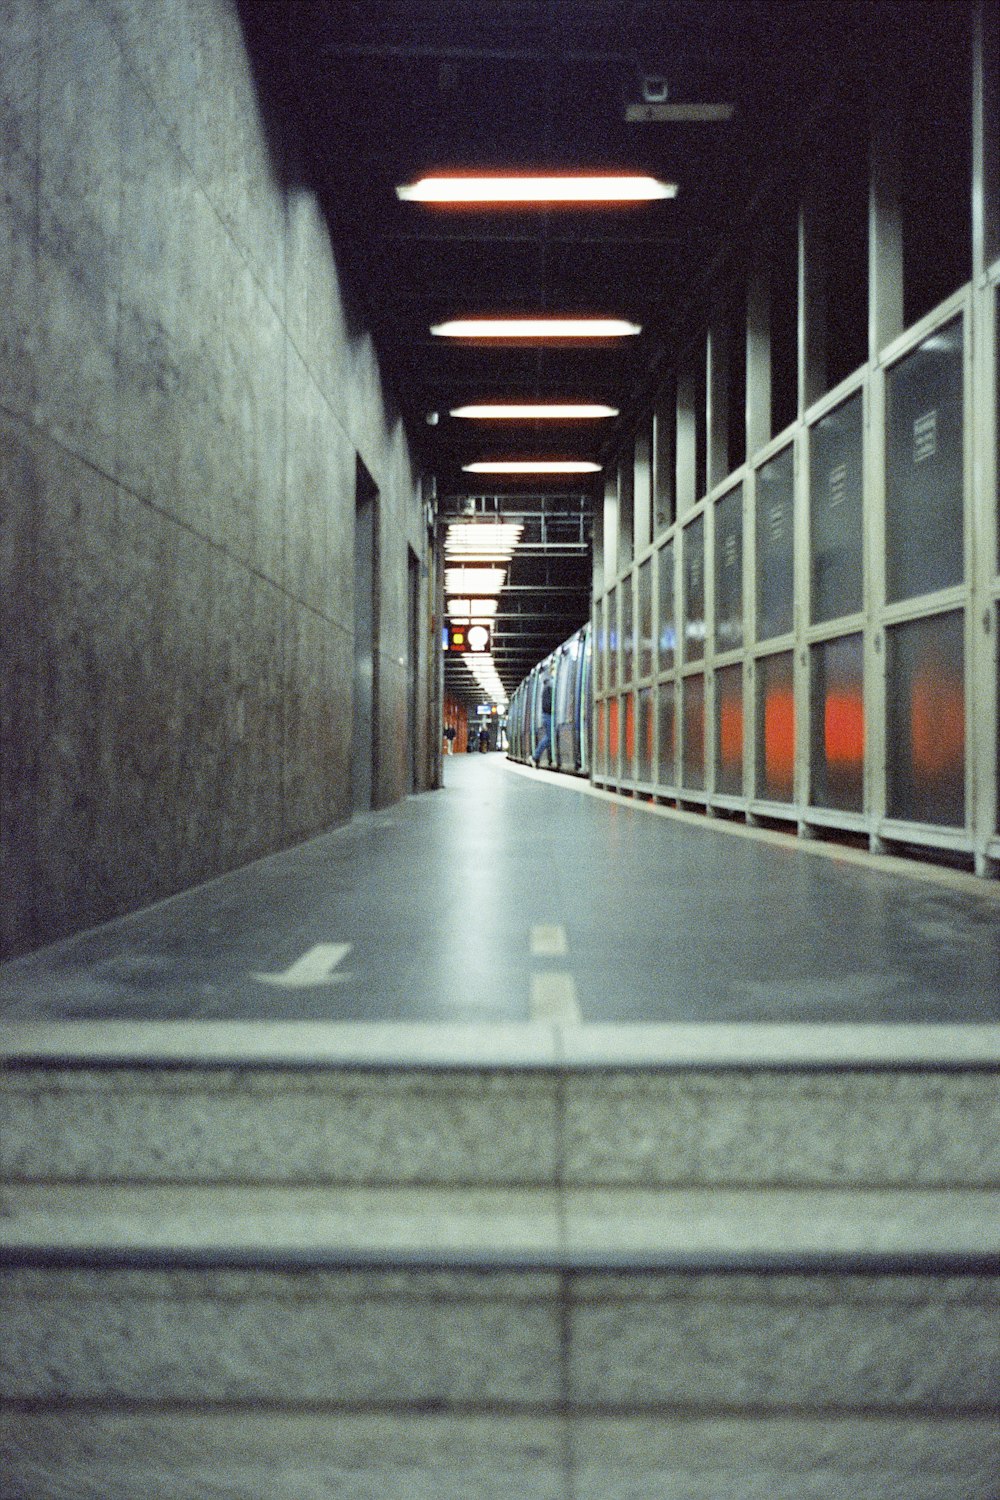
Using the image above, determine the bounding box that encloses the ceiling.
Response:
[240,0,883,703]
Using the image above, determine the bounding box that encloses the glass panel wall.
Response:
[714,484,744,652]
[885,317,964,603]
[683,514,706,662]
[624,690,636,779]
[810,392,864,622]
[595,595,606,694]
[810,633,864,811]
[715,664,744,795]
[682,674,706,789]
[886,610,965,825]
[756,446,795,639]
[637,557,653,678]
[657,540,676,671]
[637,687,653,782]
[608,586,619,691]
[658,681,676,785]
[756,651,795,801]
[608,695,620,778]
[595,697,607,778]
[621,573,634,687]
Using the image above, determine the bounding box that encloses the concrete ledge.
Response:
[2,1258,996,1412]
[3,1411,997,1500]
[2,1020,999,1070]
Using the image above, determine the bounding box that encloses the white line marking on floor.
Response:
[530,923,569,958]
[530,972,580,1022]
[253,943,352,988]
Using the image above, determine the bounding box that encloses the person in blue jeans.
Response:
[532,670,554,767]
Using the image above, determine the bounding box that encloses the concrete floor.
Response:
[1,754,998,1024]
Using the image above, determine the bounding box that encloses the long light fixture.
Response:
[397,174,677,203]
[432,317,640,339]
[445,522,523,559]
[447,598,499,620]
[450,403,618,420]
[463,461,602,475]
[445,566,508,595]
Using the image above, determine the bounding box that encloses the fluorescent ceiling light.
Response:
[445,522,523,559]
[431,318,640,339]
[397,175,677,203]
[445,566,507,594]
[463,461,602,474]
[447,598,499,619]
[450,403,618,420]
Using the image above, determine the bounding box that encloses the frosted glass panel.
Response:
[810,634,864,812]
[714,485,744,652]
[682,674,706,789]
[756,651,795,802]
[637,687,653,782]
[683,514,705,662]
[608,587,619,689]
[624,691,636,778]
[756,446,795,640]
[657,540,676,671]
[887,610,965,826]
[885,317,964,603]
[595,698,607,777]
[715,664,744,795]
[621,573,634,686]
[810,393,863,623]
[595,596,606,694]
[608,696,621,776]
[658,682,676,785]
[637,558,653,679]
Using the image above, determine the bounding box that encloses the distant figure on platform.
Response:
[532,670,554,767]
[479,727,489,753]
[443,725,456,754]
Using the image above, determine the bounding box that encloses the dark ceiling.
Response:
[239,0,896,700]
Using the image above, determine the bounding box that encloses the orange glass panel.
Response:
[764,687,795,798]
[911,667,964,777]
[824,691,864,767]
[719,698,744,770]
[609,696,620,763]
[625,693,635,764]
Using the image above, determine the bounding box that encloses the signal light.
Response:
[447,621,491,654]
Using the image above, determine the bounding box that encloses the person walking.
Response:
[532,669,554,767]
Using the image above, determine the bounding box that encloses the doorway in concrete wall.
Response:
[407,546,420,791]
[353,460,379,812]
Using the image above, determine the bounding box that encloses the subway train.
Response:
[507,622,593,775]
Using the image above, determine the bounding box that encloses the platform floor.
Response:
[1,755,998,1024]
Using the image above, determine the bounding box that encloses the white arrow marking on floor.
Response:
[253,943,353,988]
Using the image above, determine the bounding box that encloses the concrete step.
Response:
[1,1187,998,1496]
[3,1410,998,1500]
[2,1021,999,1188]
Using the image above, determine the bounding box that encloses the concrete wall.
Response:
[0,0,429,959]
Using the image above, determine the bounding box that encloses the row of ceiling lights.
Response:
[408,174,677,703]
